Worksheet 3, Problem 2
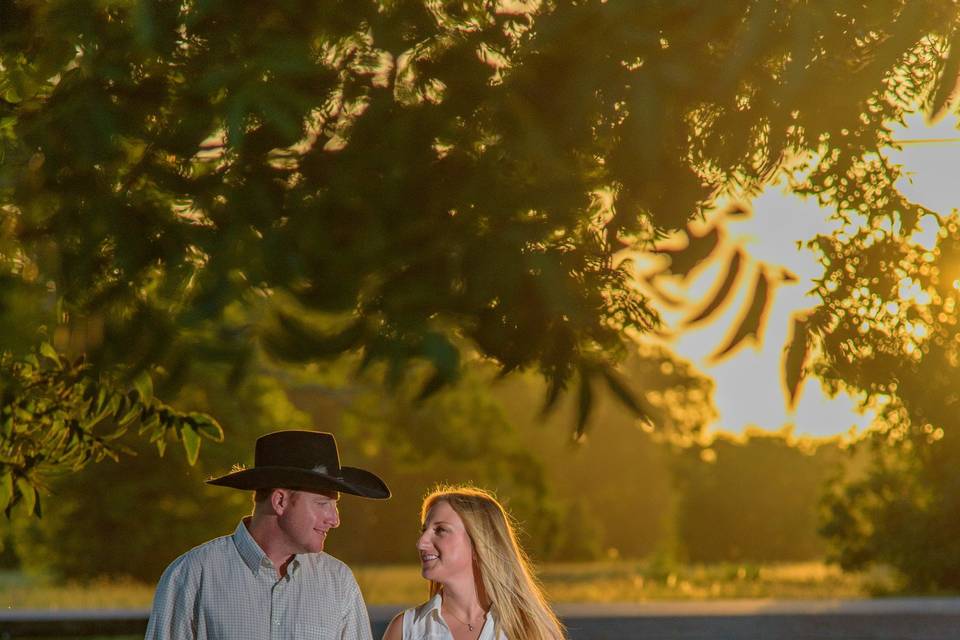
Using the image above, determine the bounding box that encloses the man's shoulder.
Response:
[309,551,350,571]
[182,531,236,559]
[303,551,358,583]
[161,532,236,577]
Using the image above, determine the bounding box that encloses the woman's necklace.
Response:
[443,605,485,632]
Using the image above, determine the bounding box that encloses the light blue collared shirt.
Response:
[145,519,373,640]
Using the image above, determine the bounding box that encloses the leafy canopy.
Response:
[1,0,960,515]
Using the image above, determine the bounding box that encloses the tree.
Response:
[7,340,719,579]
[2,1,960,513]
[820,420,960,591]
[814,208,960,589]
[8,356,567,580]
[498,343,719,561]
[0,345,223,519]
[672,428,844,563]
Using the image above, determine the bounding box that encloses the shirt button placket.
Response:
[270,576,285,639]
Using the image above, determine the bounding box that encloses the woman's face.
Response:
[417,500,475,585]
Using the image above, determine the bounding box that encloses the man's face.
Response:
[277,489,341,555]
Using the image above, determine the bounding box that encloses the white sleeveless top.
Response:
[401,593,506,640]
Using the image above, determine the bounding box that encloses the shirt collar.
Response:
[415,593,494,629]
[233,518,303,577]
[414,592,444,625]
[233,518,273,575]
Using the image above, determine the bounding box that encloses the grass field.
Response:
[1,561,899,609]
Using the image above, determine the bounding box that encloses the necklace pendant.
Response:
[468,623,474,631]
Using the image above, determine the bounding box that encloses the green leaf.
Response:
[574,370,594,439]
[420,333,460,377]
[262,314,365,363]
[2,84,22,104]
[39,342,59,363]
[0,472,13,512]
[16,477,35,515]
[139,408,161,435]
[94,387,108,414]
[104,392,122,419]
[133,371,154,403]
[188,413,224,442]
[414,369,446,402]
[181,424,201,465]
[116,391,142,426]
[540,373,566,417]
[414,333,461,401]
[599,365,654,429]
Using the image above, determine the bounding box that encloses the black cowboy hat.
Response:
[206,430,390,499]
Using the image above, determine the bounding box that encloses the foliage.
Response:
[498,343,717,560]
[802,213,960,435]
[821,419,960,591]
[814,210,960,590]
[7,354,570,579]
[672,429,844,563]
[9,367,303,581]
[6,343,717,578]
[2,0,960,512]
[0,344,222,517]
[638,208,798,366]
[325,362,568,563]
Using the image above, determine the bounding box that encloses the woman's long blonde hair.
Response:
[421,486,566,640]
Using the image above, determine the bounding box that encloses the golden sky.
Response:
[659,112,960,438]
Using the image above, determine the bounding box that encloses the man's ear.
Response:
[271,488,292,515]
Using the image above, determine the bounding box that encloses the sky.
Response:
[651,112,960,439]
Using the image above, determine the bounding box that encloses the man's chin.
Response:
[302,539,326,554]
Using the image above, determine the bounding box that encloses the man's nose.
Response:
[327,506,341,528]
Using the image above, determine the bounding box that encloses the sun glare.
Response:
[659,109,960,439]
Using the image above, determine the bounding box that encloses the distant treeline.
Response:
[0,351,853,584]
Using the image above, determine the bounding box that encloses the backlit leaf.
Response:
[783,313,812,410]
[133,371,154,403]
[653,226,721,280]
[599,366,654,429]
[39,342,59,363]
[684,249,744,326]
[189,413,224,442]
[574,370,594,439]
[928,30,960,123]
[16,478,35,515]
[0,473,12,511]
[181,424,201,466]
[712,268,772,360]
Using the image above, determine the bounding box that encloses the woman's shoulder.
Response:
[381,611,406,640]
[382,596,442,640]
[410,595,443,624]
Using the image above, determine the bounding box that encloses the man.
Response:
[145,430,390,640]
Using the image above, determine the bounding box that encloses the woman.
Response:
[383,486,565,640]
